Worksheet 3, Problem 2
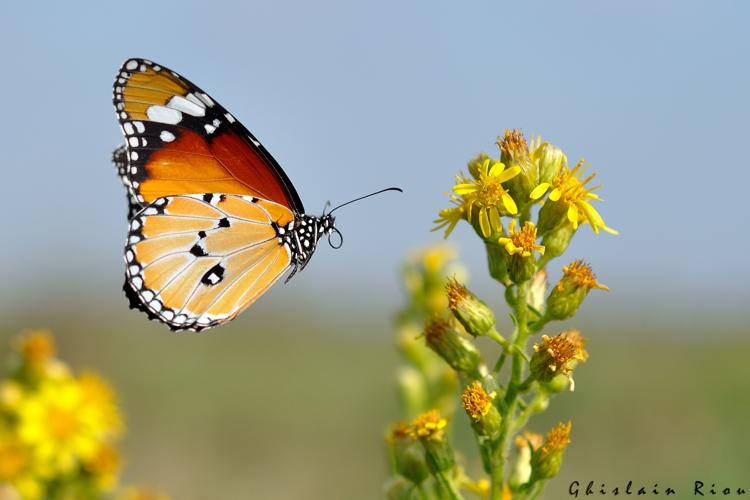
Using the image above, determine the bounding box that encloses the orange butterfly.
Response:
[112,58,399,331]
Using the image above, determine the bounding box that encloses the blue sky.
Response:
[1,1,748,321]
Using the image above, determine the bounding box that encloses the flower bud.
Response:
[530,422,572,480]
[446,279,498,339]
[540,223,575,262]
[499,129,538,203]
[484,241,510,284]
[467,152,491,179]
[424,319,481,375]
[388,422,430,484]
[530,333,587,386]
[408,410,455,473]
[532,142,567,185]
[546,261,608,321]
[536,195,569,235]
[497,221,545,284]
[461,382,502,438]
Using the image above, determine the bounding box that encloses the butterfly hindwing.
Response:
[113,58,304,213]
[124,194,294,331]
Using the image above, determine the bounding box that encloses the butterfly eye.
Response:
[327,227,343,249]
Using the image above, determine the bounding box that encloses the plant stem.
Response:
[434,470,464,500]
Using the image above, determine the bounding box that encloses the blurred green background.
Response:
[2,292,747,499]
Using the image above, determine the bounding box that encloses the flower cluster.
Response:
[386,129,615,499]
[0,330,168,500]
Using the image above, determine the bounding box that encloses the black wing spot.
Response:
[203,193,214,203]
[190,244,207,257]
[218,217,230,228]
[201,264,225,286]
[198,230,207,239]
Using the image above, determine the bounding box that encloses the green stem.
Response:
[512,391,545,432]
[433,470,464,500]
[529,480,547,500]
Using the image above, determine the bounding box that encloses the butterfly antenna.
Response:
[328,187,403,214]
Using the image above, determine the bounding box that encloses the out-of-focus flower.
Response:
[409,410,455,474]
[424,318,481,376]
[532,160,617,235]
[0,433,42,500]
[509,431,543,489]
[530,422,572,480]
[387,421,429,484]
[85,444,121,490]
[18,377,112,475]
[408,410,448,441]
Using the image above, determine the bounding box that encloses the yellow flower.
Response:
[0,433,43,499]
[452,158,521,237]
[530,159,617,234]
[18,378,111,475]
[531,422,572,479]
[498,220,545,257]
[85,444,121,490]
[13,330,55,369]
[408,410,448,441]
[79,372,124,437]
[461,382,496,421]
[559,260,609,292]
[530,333,588,388]
[432,203,464,238]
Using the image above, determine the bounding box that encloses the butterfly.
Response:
[112,58,400,331]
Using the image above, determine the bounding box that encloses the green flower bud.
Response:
[388,422,430,484]
[530,422,572,480]
[467,152,491,179]
[546,261,608,321]
[424,319,481,375]
[536,196,569,235]
[539,223,575,263]
[499,129,538,204]
[532,142,567,185]
[484,241,510,284]
[446,279,499,339]
[461,382,502,438]
[543,373,571,393]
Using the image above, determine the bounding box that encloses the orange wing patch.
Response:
[124,194,293,331]
[113,58,304,213]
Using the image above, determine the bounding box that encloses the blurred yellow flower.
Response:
[0,433,42,499]
[13,330,55,369]
[85,444,121,490]
[18,378,110,475]
[409,410,448,441]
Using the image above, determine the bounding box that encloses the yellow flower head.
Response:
[85,444,121,490]
[559,329,589,362]
[461,382,496,421]
[408,410,448,441]
[532,422,572,479]
[531,333,587,383]
[498,220,545,258]
[560,260,609,292]
[530,159,617,234]
[17,376,120,475]
[498,128,530,165]
[14,330,55,368]
[452,157,521,237]
[79,372,124,437]
[0,433,42,500]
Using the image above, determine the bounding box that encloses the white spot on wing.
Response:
[123,122,134,135]
[160,130,176,142]
[167,95,205,117]
[125,60,138,70]
[204,124,216,134]
[133,121,145,133]
[147,105,183,125]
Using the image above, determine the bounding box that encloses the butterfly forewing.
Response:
[113,58,304,213]
[125,194,294,331]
